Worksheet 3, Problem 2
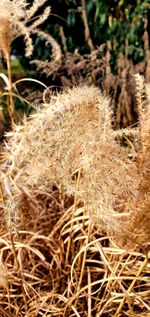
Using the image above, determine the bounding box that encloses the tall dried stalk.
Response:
[103,41,112,95]
[0,18,14,129]
[59,26,67,55]
[6,53,15,130]
[143,19,150,82]
[79,0,94,52]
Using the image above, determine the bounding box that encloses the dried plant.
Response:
[0,106,5,136]
[0,209,149,316]
[79,0,94,52]
[0,80,150,316]
[41,44,150,130]
[43,46,105,85]
[118,74,150,249]
[143,19,150,82]
[0,0,51,57]
[103,41,113,96]
[115,54,131,128]
[0,88,119,225]
[0,0,51,129]
[0,85,141,242]
[31,29,62,77]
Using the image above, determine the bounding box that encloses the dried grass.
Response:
[0,86,136,231]
[39,36,150,130]
[0,80,150,316]
[0,206,149,316]
[31,29,62,76]
[0,0,53,129]
[0,0,51,57]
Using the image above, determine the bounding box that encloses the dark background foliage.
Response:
[12,0,150,73]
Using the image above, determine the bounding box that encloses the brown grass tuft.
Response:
[0,86,136,232]
[1,83,148,247]
[0,81,150,315]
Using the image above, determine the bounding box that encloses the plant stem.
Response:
[80,0,94,52]
[6,52,15,130]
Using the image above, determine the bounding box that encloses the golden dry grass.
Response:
[0,202,149,316]
[0,80,150,316]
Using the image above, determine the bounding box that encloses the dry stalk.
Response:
[59,26,68,55]
[5,53,15,130]
[0,18,14,129]
[65,169,81,266]
[79,0,94,52]
[143,19,150,82]
[114,254,149,317]
[103,41,113,96]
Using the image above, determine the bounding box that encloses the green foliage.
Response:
[89,0,149,62]
[0,58,25,76]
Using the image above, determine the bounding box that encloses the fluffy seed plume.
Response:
[1,82,150,249]
[0,0,51,57]
[0,17,11,57]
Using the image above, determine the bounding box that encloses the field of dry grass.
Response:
[0,77,149,316]
[0,1,150,316]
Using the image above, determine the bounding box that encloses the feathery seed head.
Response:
[0,0,51,57]
[0,86,136,234]
[1,82,150,249]
[0,17,11,56]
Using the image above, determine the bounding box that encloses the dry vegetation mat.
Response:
[0,78,150,316]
